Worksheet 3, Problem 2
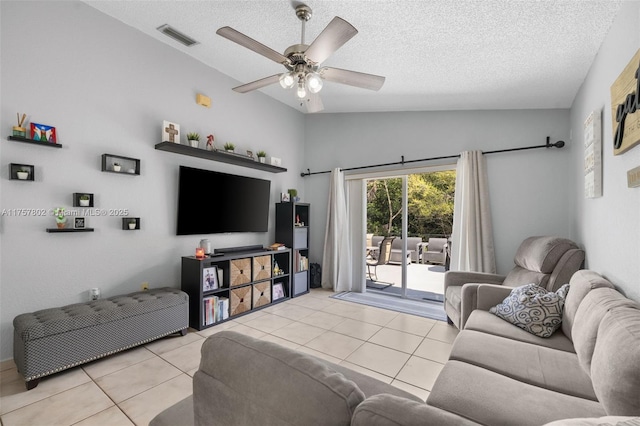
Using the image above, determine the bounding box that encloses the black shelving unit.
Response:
[8,135,62,148]
[155,142,287,173]
[181,248,291,330]
[276,202,310,297]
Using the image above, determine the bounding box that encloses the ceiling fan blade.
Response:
[304,17,357,65]
[305,92,324,113]
[232,74,281,93]
[217,26,290,65]
[321,67,385,91]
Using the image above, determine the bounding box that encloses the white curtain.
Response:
[321,168,353,291]
[451,151,496,273]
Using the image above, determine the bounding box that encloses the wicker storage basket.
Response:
[252,282,271,308]
[253,255,272,281]
[230,258,251,287]
[230,286,252,316]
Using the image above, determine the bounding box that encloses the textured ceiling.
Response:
[83,0,622,114]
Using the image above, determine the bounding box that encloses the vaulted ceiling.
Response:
[84,0,622,113]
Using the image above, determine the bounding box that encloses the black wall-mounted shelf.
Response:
[73,192,94,207]
[46,228,95,233]
[101,153,140,175]
[155,142,287,173]
[9,163,35,181]
[123,217,140,230]
[8,135,62,148]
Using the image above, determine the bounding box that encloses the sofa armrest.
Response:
[444,271,506,293]
[476,284,513,311]
[352,394,480,426]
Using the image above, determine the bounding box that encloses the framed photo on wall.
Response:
[203,266,219,292]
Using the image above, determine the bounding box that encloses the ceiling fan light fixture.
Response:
[296,81,307,99]
[279,72,295,89]
[305,72,323,93]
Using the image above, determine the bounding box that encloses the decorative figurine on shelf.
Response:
[206,134,215,151]
[273,261,281,276]
[288,188,300,203]
[54,207,66,229]
[13,113,27,137]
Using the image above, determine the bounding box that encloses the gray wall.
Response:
[303,110,573,275]
[569,1,640,301]
[0,1,305,360]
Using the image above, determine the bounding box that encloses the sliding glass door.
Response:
[362,166,455,301]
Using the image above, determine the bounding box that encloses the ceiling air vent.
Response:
[156,24,199,47]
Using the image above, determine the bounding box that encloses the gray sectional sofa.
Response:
[152,270,640,425]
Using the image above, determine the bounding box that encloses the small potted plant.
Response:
[224,142,235,153]
[54,207,66,229]
[187,132,200,148]
[113,162,121,172]
[288,188,299,202]
[79,194,90,207]
[16,169,29,180]
[256,151,267,163]
[128,219,137,230]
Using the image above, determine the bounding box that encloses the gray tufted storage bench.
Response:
[13,287,189,390]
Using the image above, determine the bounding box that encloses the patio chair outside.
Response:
[423,238,448,265]
[366,236,395,281]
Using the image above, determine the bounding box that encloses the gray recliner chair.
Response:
[444,236,585,329]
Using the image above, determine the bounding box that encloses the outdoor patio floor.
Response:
[367,262,446,297]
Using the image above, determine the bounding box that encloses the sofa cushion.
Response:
[503,266,550,289]
[511,236,578,274]
[489,283,569,338]
[352,394,481,426]
[464,310,575,352]
[195,331,366,426]
[590,307,640,415]
[427,360,606,426]
[450,330,597,400]
[562,270,614,340]
[543,416,640,426]
[572,288,638,375]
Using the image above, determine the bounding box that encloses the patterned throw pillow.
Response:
[489,283,570,338]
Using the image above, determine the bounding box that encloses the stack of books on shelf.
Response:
[203,295,229,326]
[296,252,309,272]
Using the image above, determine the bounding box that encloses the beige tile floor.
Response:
[0,288,457,426]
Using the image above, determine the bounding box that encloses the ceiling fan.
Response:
[216,3,385,113]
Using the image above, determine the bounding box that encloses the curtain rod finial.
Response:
[546,136,565,149]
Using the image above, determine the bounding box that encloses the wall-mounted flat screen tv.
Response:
[177,166,271,235]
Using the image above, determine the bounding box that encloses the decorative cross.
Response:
[165,124,179,143]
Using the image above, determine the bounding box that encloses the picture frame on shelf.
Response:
[162,120,180,144]
[30,123,57,143]
[273,282,286,300]
[74,218,86,229]
[203,266,219,292]
[281,192,290,202]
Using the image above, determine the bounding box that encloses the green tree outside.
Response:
[366,171,456,238]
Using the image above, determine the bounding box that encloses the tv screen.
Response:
[177,166,271,235]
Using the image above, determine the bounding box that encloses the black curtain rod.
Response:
[300,137,565,177]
